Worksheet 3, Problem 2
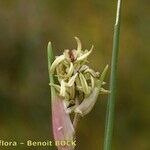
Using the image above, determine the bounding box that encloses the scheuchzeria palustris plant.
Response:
[48,37,109,150]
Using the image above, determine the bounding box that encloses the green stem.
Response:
[103,0,122,150]
[47,42,56,100]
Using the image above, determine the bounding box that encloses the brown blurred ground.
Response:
[0,0,150,150]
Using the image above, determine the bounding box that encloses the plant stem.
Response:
[103,0,122,150]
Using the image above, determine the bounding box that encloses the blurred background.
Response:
[0,0,149,150]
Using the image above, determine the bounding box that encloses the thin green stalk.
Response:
[47,42,56,100]
[103,0,122,150]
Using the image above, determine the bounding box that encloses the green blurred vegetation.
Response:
[0,0,149,150]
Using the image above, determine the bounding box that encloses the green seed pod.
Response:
[76,45,93,62]
[84,68,99,78]
[69,83,75,100]
[75,36,82,56]
[66,62,74,77]
[79,73,90,95]
[67,73,78,87]
[50,55,65,73]
[90,75,95,89]
[60,80,66,97]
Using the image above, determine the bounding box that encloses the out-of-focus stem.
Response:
[103,0,122,150]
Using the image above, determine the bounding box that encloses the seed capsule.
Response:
[84,68,99,78]
[79,73,89,95]
[90,75,95,89]
[75,37,82,56]
[66,62,74,77]
[69,83,75,100]
[60,80,66,97]
[50,55,65,73]
[67,73,78,87]
[76,45,93,62]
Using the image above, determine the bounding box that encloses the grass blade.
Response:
[103,0,122,150]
